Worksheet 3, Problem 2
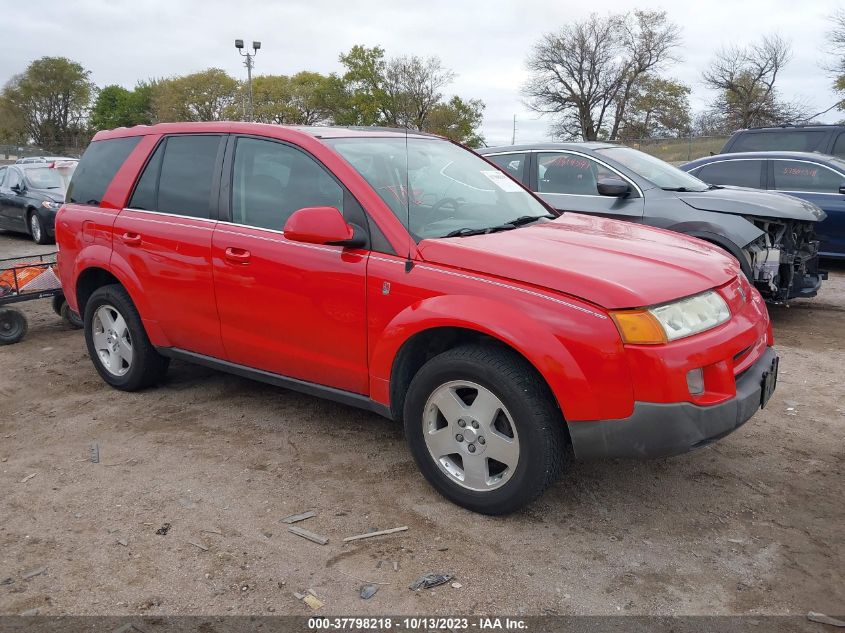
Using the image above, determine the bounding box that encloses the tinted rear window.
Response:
[694,160,763,188]
[730,131,826,153]
[66,136,141,205]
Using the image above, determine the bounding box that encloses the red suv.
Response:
[57,122,778,514]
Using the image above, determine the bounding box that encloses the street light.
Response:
[235,39,261,121]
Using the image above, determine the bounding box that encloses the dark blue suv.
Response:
[682,152,845,258]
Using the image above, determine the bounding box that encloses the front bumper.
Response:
[568,347,778,459]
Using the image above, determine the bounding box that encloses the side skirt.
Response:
[156,347,393,420]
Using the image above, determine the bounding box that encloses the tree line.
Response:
[0,45,485,153]
[4,11,845,152]
[524,9,845,141]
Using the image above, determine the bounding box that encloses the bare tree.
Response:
[702,35,808,129]
[383,56,455,129]
[825,9,845,110]
[523,10,681,141]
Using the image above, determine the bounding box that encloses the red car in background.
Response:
[56,122,777,514]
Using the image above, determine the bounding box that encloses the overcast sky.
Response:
[3,0,842,145]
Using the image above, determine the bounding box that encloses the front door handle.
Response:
[121,232,141,246]
[224,247,251,264]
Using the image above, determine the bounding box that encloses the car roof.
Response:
[734,124,845,132]
[480,142,617,153]
[92,121,440,143]
[686,150,844,167]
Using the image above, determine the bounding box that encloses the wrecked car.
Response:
[479,143,827,302]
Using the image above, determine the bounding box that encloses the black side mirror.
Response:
[839,183,845,195]
[596,177,631,197]
[11,183,24,194]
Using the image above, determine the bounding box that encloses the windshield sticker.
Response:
[481,170,523,192]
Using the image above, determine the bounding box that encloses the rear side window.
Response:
[772,160,843,193]
[731,131,826,153]
[832,133,845,158]
[129,135,222,218]
[485,153,527,183]
[694,160,763,188]
[66,136,141,205]
[0,167,6,186]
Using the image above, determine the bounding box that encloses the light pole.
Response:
[235,39,261,122]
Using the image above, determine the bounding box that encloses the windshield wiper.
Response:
[443,214,553,238]
[500,214,555,226]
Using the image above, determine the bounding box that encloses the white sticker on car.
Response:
[481,170,523,192]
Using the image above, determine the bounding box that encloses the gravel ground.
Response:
[0,229,842,617]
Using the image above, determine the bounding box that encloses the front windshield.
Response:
[327,137,552,240]
[24,167,66,190]
[596,146,709,192]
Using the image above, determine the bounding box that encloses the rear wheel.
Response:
[403,344,568,515]
[0,308,28,345]
[28,212,50,245]
[84,285,169,390]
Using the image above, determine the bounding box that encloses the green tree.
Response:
[618,75,691,139]
[152,68,240,122]
[426,96,485,147]
[90,82,154,130]
[0,56,94,151]
[338,45,389,125]
[826,9,845,111]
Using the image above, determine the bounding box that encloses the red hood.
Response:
[417,213,740,309]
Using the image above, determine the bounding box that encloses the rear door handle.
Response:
[224,247,251,264]
[121,232,141,246]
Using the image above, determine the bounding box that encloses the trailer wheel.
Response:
[0,308,28,345]
[60,302,84,329]
[51,294,65,316]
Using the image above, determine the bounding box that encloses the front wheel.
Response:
[83,285,169,390]
[403,344,568,515]
[28,212,51,245]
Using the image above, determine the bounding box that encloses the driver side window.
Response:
[536,153,614,196]
[231,137,344,231]
[6,169,22,190]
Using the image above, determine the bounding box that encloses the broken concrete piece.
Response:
[343,526,408,542]
[808,612,845,627]
[280,510,317,524]
[360,584,379,599]
[21,567,46,580]
[287,525,329,545]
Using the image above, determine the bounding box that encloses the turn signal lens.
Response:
[610,310,668,345]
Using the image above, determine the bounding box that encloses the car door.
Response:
[0,167,29,231]
[530,151,644,221]
[767,158,845,257]
[113,133,227,358]
[0,167,8,228]
[211,135,369,394]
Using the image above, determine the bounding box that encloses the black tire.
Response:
[83,284,169,390]
[0,308,28,345]
[51,294,65,317]
[28,211,51,245]
[403,343,568,515]
[60,301,83,329]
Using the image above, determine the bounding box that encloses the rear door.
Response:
[113,134,227,358]
[767,158,845,257]
[530,151,644,220]
[211,135,369,393]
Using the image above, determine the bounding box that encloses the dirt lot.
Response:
[0,230,842,617]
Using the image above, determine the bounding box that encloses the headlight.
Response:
[41,200,60,210]
[611,290,730,345]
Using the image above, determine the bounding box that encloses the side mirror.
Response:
[596,177,631,197]
[839,183,845,195]
[11,183,24,194]
[283,206,366,248]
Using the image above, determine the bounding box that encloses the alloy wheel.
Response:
[91,304,133,376]
[422,380,520,492]
[30,215,41,243]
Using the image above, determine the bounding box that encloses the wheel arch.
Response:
[372,295,604,425]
